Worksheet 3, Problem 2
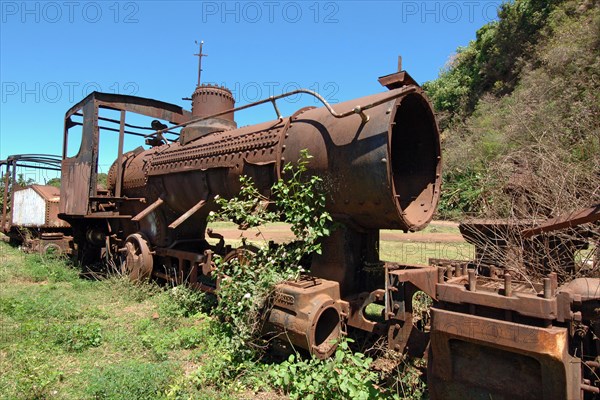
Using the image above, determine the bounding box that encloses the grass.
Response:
[0,225,473,399]
[0,242,217,399]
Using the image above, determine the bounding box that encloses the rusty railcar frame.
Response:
[428,210,600,399]
[0,154,72,255]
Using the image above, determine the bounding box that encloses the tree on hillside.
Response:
[430,0,599,220]
[424,0,564,126]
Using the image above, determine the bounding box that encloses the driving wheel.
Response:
[122,233,153,281]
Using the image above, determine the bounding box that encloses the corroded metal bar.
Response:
[168,200,206,230]
[543,278,552,299]
[1,166,10,230]
[468,270,476,292]
[504,273,512,297]
[115,110,126,198]
[131,198,164,222]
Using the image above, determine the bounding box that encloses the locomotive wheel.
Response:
[122,233,153,281]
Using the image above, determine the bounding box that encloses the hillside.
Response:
[424,0,600,219]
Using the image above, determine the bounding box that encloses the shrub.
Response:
[269,339,384,400]
[208,150,334,358]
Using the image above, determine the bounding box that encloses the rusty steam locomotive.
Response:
[5,57,594,399]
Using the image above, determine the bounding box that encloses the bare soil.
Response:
[208,221,465,244]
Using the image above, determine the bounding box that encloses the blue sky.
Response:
[0,0,501,179]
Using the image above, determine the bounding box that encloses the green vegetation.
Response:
[380,241,473,265]
[425,0,600,219]
[269,340,382,400]
[424,0,563,124]
[207,150,334,357]
[46,177,61,188]
[0,244,192,399]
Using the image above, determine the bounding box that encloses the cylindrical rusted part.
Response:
[191,84,235,121]
[468,270,476,292]
[504,273,512,297]
[581,384,600,394]
[586,361,600,369]
[446,266,453,280]
[437,266,445,283]
[461,264,468,276]
[283,87,441,231]
[543,278,553,299]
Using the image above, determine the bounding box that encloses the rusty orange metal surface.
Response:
[428,308,580,400]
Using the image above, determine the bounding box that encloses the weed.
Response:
[269,338,384,400]
[0,242,216,399]
[86,361,178,399]
[12,355,62,400]
[54,322,103,352]
[160,285,215,318]
[21,254,80,283]
[103,276,162,303]
[208,150,334,359]
[393,358,428,399]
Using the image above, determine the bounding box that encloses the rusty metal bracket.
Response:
[345,290,387,335]
[383,264,438,354]
[270,97,283,121]
[202,249,215,276]
[132,198,164,222]
[522,204,600,238]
